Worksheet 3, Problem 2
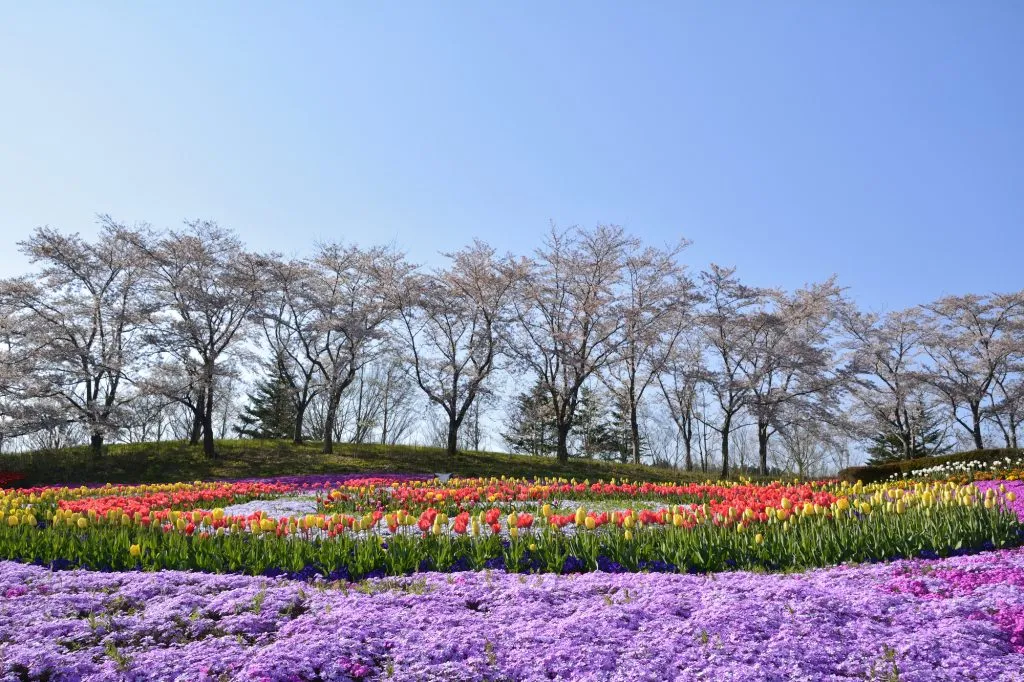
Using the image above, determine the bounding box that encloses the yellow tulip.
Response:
[77,517,88,529]
[584,516,596,531]
[129,544,141,558]
[624,529,633,541]
[754,533,764,544]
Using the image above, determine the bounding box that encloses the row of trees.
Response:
[1,218,1022,475]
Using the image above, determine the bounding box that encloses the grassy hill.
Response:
[0,439,724,487]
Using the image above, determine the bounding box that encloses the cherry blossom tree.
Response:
[0,221,154,455]
[396,240,526,455]
[919,292,1024,450]
[506,225,634,463]
[695,265,768,477]
[293,243,412,454]
[845,308,941,460]
[131,220,266,458]
[601,240,695,464]
[739,278,850,475]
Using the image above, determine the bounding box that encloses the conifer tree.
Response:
[234,353,297,440]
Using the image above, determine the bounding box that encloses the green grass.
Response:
[0,439,725,486]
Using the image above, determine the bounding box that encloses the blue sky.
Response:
[1,2,1021,312]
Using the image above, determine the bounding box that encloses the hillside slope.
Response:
[0,439,715,486]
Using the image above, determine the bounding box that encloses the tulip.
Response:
[129,544,141,558]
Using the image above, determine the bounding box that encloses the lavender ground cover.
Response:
[62,473,432,491]
[3,549,1024,681]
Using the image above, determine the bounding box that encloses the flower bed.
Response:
[1,477,1021,579]
[3,549,1024,681]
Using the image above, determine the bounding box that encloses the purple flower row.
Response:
[226,472,434,489]
[3,548,1024,681]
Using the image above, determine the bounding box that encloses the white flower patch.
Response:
[221,495,321,519]
[892,455,1024,480]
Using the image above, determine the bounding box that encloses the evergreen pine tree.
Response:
[867,403,951,464]
[574,385,627,460]
[605,393,639,463]
[234,354,297,440]
[502,379,557,456]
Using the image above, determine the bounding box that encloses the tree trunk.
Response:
[446,418,458,456]
[682,415,693,471]
[629,402,642,465]
[556,422,571,463]
[720,414,732,478]
[202,379,216,458]
[757,417,770,476]
[322,389,342,454]
[970,401,984,450]
[293,401,306,445]
[189,387,205,446]
[89,432,104,457]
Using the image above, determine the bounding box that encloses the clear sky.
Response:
[1,2,1021,312]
